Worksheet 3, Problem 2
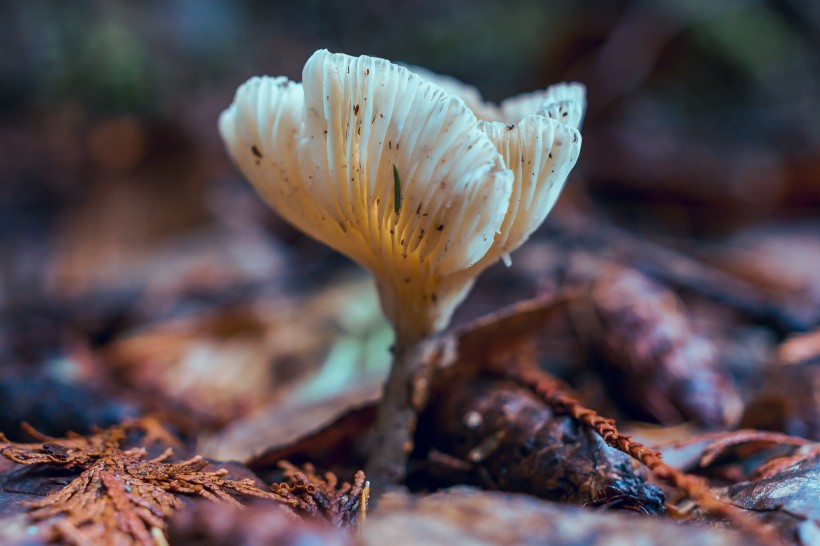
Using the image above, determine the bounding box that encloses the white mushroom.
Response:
[219,49,584,485]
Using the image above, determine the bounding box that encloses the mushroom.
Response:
[219,49,584,487]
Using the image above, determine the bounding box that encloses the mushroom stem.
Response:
[365,332,436,489]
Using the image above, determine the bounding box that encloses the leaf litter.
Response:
[0,418,368,546]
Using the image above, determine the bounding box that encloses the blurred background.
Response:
[1,0,818,446]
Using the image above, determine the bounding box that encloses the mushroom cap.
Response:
[220,50,583,340]
[405,64,585,129]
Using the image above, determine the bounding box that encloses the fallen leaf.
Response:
[720,453,820,546]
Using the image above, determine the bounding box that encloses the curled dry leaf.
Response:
[696,430,810,470]
[247,404,377,477]
[655,429,816,486]
[752,444,820,481]
[204,382,380,464]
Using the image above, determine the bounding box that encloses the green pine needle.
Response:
[393,164,401,214]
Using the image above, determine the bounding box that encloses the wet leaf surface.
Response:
[721,454,820,546]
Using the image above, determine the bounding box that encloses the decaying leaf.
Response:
[652,427,820,512]
[203,382,380,464]
[248,404,376,476]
